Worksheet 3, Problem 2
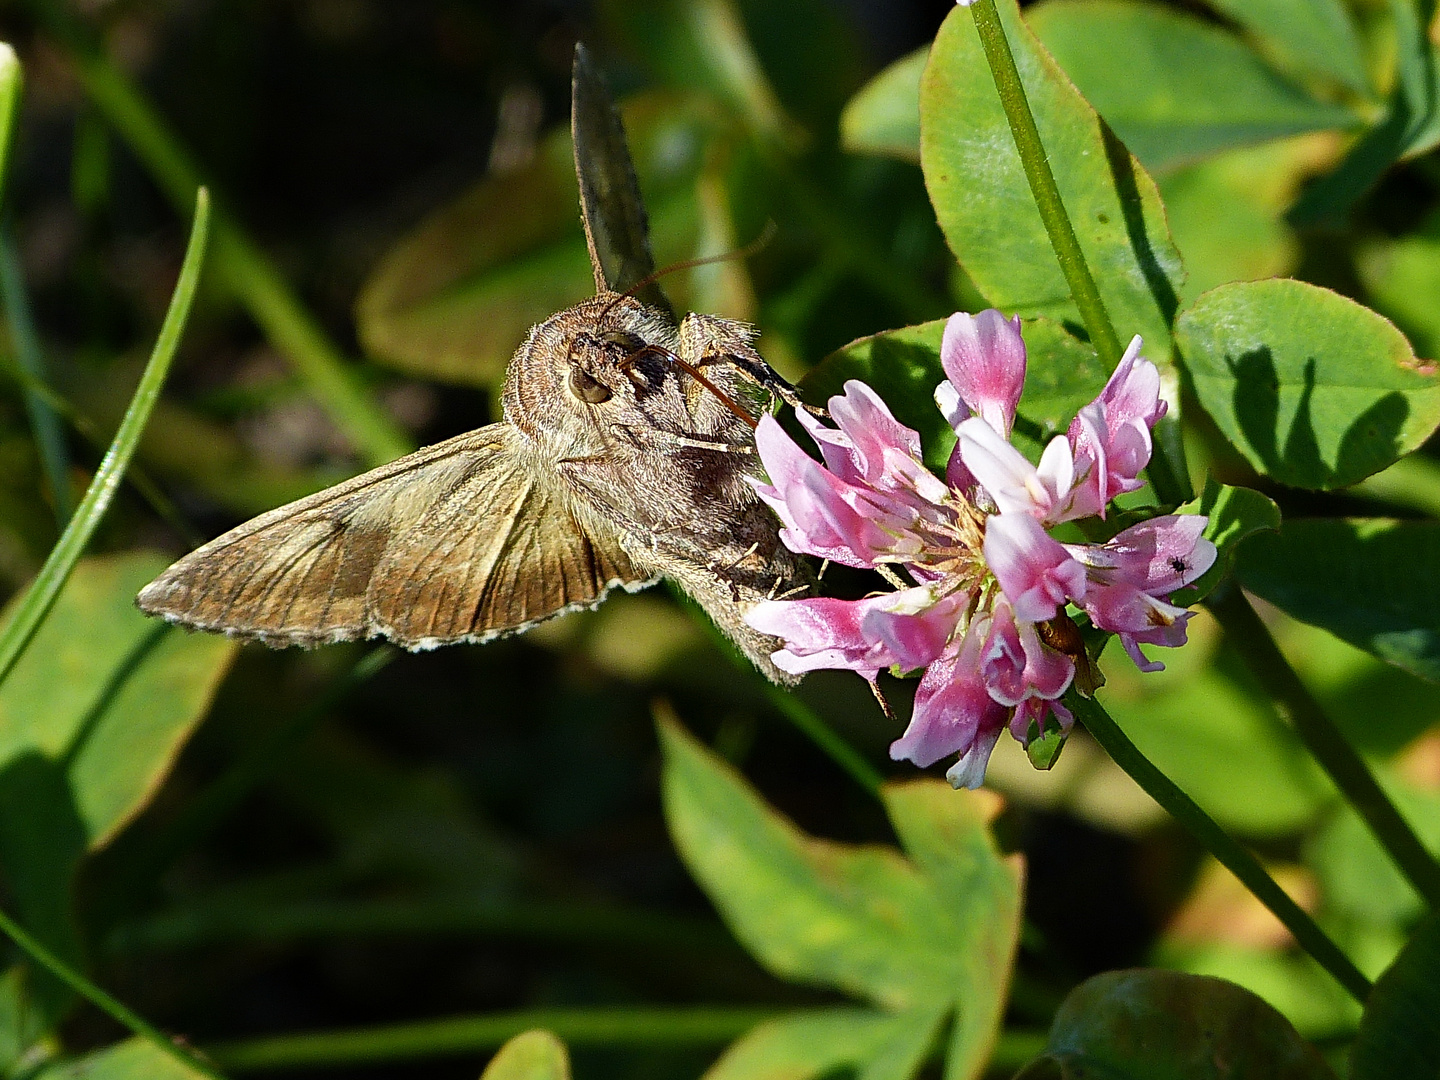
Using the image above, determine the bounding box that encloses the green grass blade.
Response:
[208,1007,784,1072]
[0,188,211,689]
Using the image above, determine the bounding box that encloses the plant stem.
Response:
[763,684,884,796]
[1066,688,1372,1004]
[111,895,736,957]
[0,190,209,688]
[0,904,227,1079]
[29,2,412,468]
[208,1006,783,1072]
[1207,587,1440,910]
[966,0,1123,366]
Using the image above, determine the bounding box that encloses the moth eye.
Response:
[568,366,613,404]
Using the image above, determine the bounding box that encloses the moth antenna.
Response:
[623,343,759,430]
[598,221,778,325]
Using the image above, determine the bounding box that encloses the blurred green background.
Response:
[0,0,1436,1077]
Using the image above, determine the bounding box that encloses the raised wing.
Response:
[571,42,672,317]
[137,423,654,649]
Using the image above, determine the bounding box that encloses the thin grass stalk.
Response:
[0,189,209,687]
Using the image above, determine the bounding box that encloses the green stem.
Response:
[668,585,886,799]
[30,2,412,468]
[208,1006,783,1072]
[0,904,227,1079]
[1067,688,1372,1004]
[966,0,1123,366]
[1208,587,1440,910]
[0,189,209,687]
[110,895,735,957]
[763,684,884,796]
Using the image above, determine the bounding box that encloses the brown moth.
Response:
[136,44,812,683]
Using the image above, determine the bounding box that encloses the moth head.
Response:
[501,292,680,450]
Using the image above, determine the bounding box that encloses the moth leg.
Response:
[678,312,829,419]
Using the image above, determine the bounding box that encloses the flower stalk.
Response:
[1208,586,1440,910]
[965,0,1123,367]
[1067,688,1373,1004]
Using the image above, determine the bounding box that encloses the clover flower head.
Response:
[745,311,1216,789]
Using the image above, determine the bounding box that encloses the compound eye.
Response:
[568,365,613,404]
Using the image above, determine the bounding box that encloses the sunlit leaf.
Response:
[920,0,1185,358]
[703,1009,941,1080]
[1235,517,1440,682]
[1357,226,1440,360]
[841,49,925,163]
[659,717,1022,1080]
[33,1038,209,1080]
[1308,782,1440,928]
[1350,913,1440,1080]
[1199,0,1370,95]
[1029,1,1356,175]
[1176,279,1440,489]
[480,1031,570,1080]
[1159,135,1337,305]
[1017,969,1335,1079]
[1288,0,1439,225]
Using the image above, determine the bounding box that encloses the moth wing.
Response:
[571,42,673,317]
[136,423,654,649]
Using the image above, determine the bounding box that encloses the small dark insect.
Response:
[1170,557,1189,575]
[1038,611,1104,695]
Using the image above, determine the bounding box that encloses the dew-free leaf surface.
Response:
[1177,279,1440,489]
[1028,1,1356,175]
[1235,517,1440,683]
[1016,969,1336,1079]
[660,717,1022,1080]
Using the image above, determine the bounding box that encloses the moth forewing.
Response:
[135,424,655,649]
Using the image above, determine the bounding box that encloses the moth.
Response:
[137,44,812,684]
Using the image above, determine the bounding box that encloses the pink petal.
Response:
[806,380,924,483]
[1067,337,1167,505]
[1066,403,1110,520]
[983,512,1087,623]
[1066,515,1216,594]
[945,725,1003,790]
[746,587,964,679]
[890,620,1006,769]
[1010,696,1075,744]
[753,415,905,567]
[1079,579,1191,657]
[955,418,1048,517]
[940,310,1026,438]
[1100,336,1167,431]
[979,600,1075,706]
